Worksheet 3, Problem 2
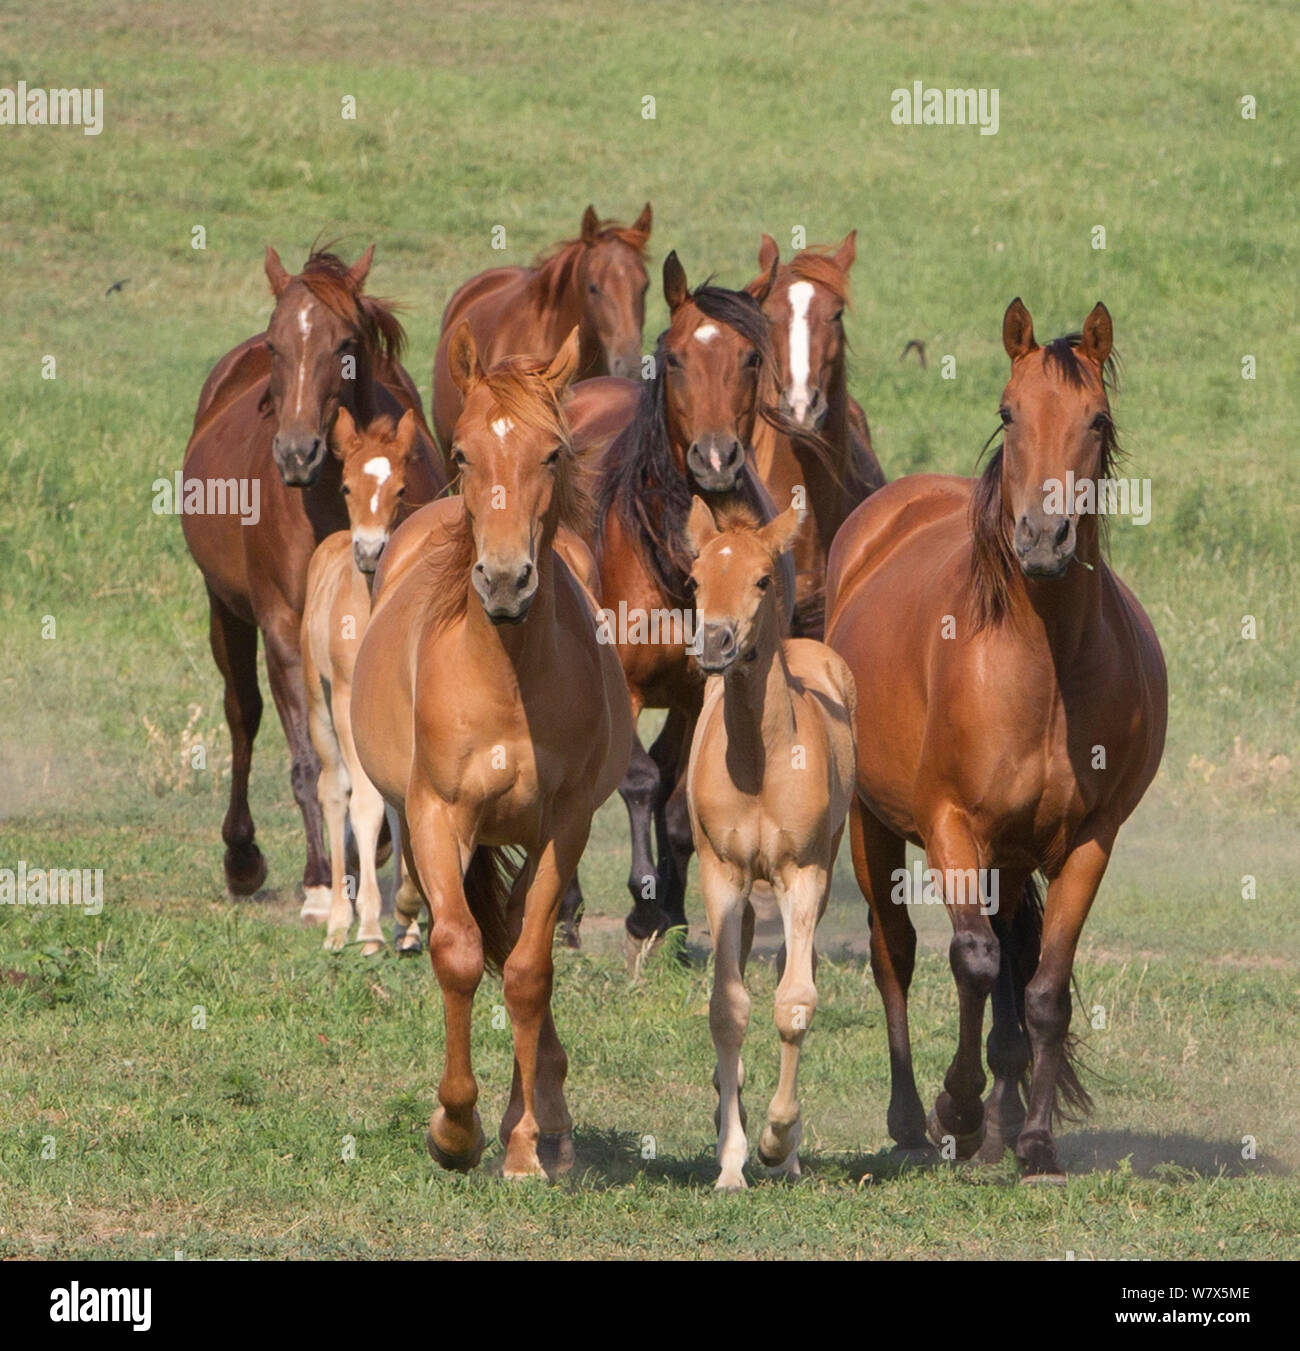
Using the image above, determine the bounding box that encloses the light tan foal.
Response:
[684,499,857,1190]
[301,406,423,954]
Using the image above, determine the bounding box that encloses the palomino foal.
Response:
[301,407,421,954]
[685,500,857,1190]
[351,328,632,1178]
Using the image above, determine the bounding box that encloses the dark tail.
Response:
[1004,875,1093,1122]
[463,846,521,976]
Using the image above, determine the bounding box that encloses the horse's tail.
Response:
[1004,875,1093,1122]
[463,846,520,976]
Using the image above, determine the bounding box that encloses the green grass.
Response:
[0,0,1297,1258]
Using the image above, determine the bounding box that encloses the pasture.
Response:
[1,0,1297,1258]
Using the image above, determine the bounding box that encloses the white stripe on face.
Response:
[490,416,514,440]
[293,302,313,417]
[694,323,720,343]
[786,281,814,423]
[362,455,391,514]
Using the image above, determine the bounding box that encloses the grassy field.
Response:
[1,0,1297,1258]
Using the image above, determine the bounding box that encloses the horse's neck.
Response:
[345,352,381,425]
[721,619,796,790]
[1012,517,1106,662]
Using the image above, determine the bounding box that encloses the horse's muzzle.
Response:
[273,433,327,487]
[687,435,745,493]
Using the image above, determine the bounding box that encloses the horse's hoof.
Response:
[927,1107,985,1160]
[975,1132,1008,1165]
[757,1120,802,1173]
[395,933,423,956]
[715,1173,748,1193]
[426,1111,484,1172]
[892,1142,939,1166]
[1020,1170,1068,1188]
[299,885,331,923]
[622,929,659,976]
[360,940,384,957]
[558,923,582,951]
[323,931,346,953]
[537,1130,575,1178]
[224,847,267,897]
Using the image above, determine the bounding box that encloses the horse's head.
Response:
[685,499,800,673]
[749,231,855,431]
[660,251,775,494]
[263,244,401,488]
[998,298,1117,578]
[575,203,652,379]
[331,405,418,574]
[447,322,586,625]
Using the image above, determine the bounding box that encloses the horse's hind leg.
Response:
[389,807,424,954]
[977,870,1031,1163]
[307,680,351,943]
[620,723,666,949]
[206,586,266,895]
[851,796,927,1152]
[557,872,584,950]
[759,859,831,1179]
[650,709,695,936]
[333,689,385,954]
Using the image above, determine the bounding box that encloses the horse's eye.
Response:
[684,574,697,594]
[397,485,406,497]
[265,341,277,357]
[744,350,761,369]
[450,447,467,467]
[588,283,600,296]
[336,338,354,354]
[831,309,844,324]
[341,484,351,496]
[756,575,772,591]
[1090,413,1109,432]
[999,406,1013,426]
[664,351,682,370]
[543,448,561,467]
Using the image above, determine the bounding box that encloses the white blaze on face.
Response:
[293,302,313,417]
[694,323,719,344]
[490,416,514,440]
[786,281,814,423]
[362,455,391,516]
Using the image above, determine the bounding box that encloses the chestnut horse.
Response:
[826,300,1167,1181]
[350,330,631,1178]
[182,247,446,910]
[684,500,856,1189]
[431,203,652,450]
[589,251,793,950]
[747,231,885,637]
[301,407,423,955]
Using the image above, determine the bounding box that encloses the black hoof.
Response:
[224,846,267,897]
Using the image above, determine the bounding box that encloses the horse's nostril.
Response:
[1054,518,1070,546]
[517,563,533,589]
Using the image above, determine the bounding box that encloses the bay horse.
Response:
[684,500,856,1189]
[826,299,1167,1181]
[431,203,652,450]
[589,250,793,951]
[301,407,423,955]
[350,328,632,1178]
[182,247,446,912]
[747,231,886,637]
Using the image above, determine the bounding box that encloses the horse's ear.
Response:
[580,205,600,244]
[545,327,582,392]
[265,245,291,297]
[833,229,857,274]
[632,202,653,238]
[663,251,690,311]
[348,245,375,291]
[1002,297,1037,360]
[749,252,780,306]
[447,321,483,395]
[746,235,780,297]
[760,504,802,558]
[394,408,419,458]
[332,405,357,459]
[684,496,719,559]
[1079,302,1113,369]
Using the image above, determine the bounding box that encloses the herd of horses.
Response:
[180,206,1167,1187]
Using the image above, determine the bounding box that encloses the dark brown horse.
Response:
[747,231,885,637]
[431,204,652,450]
[585,252,793,949]
[826,299,1166,1181]
[182,247,446,912]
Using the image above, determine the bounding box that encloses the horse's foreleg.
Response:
[851,796,926,1151]
[502,826,587,1180]
[620,720,665,945]
[305,676,350,942]
[759,856,833,1178]
[261,612,330,909]
[700,847,751,1191]
[928,809,998,1159]
[977,869,1032,1163]
[1017,836,1111,1183]
[206,587,266,895]
[407,795,484,1171]
[332,688,385,954]
[557,873,584,950]
[649,709,695,935]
